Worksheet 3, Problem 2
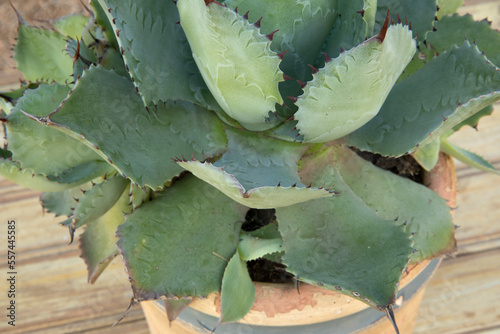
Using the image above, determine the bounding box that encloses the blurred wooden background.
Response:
[0,0,499,333]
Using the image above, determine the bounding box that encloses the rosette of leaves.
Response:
[1,0,499,332]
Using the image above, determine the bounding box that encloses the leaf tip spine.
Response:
[321,52,332,63]
[376,10,391,43]
[267,29,279,41]
[254,17,263,29]
[278,50,288,60]
[307,64,319,74]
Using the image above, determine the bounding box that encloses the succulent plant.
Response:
[2,0,499,332]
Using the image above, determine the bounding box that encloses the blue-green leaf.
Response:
[413,139,441,171]
[177,128,334,208]
[238,225,283,262]
[440,138,500,175]
[225,0,337,81]
[323,0,367,59]
[347,42,500,156]
[177,0,284,131]
[375,0,437,42]
[117,175,247,300]
[278,146,413,309]
[53,14,90,39]
[220,250,255,323]
[295,24,415,142]
[79,186,131,283]
[426,14,500,67]
[100,0,216,108]
[14,19,73,83]
[30,66,227,190]
[436,0,463,20]
[6,84,104,177]
[70,175,129,230]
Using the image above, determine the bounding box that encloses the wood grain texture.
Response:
[415,249,500,334]
[0,1,499,333]
[0,191,149,334]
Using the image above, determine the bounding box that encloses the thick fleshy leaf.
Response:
[41,182,93,217]
[437,0,463,19]
[0,158,96,192]
[129,183,151,211]
[1,154,110,194]
[413,96,500,153]
[264,120,302,142]
[364,0,378,37]
[396,44,435,83]
[46,160,116,186]
[1,101,13,116]
[79,186,131,283]
[98,47,128,77]
[225,0,337,81]
[39,162,117,216]
[295,24,416,143]
[347,42,500,156]
[224,0,337,115]
[375,0,437,42]
[13,19,73,83]
[65,37,98,69]
[31,65,227,190]
[278,200,411,309]
[220,251,255,323]
[323,0,368,59]
[177,0,284,131]
[117,175,247,300]
[6,84,103,176]
[412,139,441,171]
[277,146,413,309]
[426,13,500,67]
[301,145,455,263]
[451,105,494,132]
[176,128,334,209]
[53,14,90,39]
[0,83,39,105]
[238,224,283,261]
[440,138,500,175]
[91,0,119,50]
[68,175,129,231]
[100,0,216,108]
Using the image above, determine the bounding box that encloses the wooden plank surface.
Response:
[0,1,499,333]
[0,186,149,334]
[415,249,500,334]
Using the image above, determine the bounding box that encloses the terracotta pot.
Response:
[141,153,457,334]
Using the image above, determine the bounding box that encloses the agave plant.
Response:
[2,0,499,331]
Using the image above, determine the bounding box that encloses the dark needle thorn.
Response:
[385,306,400,334]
